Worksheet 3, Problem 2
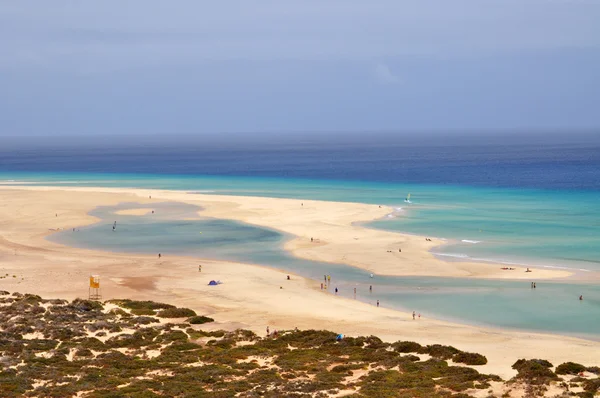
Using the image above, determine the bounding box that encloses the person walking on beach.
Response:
[335,287,338,295]
[328,275,331,284]
[158,253,161,259]
[266,326,270,336]
[377,300,379,307]
[412,311,416,320]
[320,283,323,290]
[198,265,202,272]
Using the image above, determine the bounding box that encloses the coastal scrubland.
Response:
[0,291,598,398]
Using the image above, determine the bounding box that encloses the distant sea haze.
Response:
[1,131,599,191]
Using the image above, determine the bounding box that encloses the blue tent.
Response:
[208,280,218,286]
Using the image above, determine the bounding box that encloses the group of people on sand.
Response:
[500,267,516,270]
[321,274,391,312]
[425,238,432,242]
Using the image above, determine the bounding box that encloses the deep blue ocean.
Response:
[2,132,599,191]
[2,131,600,336]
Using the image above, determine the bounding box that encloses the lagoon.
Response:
[49,201,600,339]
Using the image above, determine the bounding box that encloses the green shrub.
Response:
[75,348,94,358]
[130,308,155,316]
[187,315,214,324]
[586,366,600,375]
[512,359,559,385]
[555,362,586,375]
[583,378,600,394]
[130,316,159,325]
[420,344,461,360]
[71,298,103,312]
[157,307,197,318]
[108,299,174,311]
[453,352,488,365]
[392,341,422,353]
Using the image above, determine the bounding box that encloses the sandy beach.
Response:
[0,185,598,379]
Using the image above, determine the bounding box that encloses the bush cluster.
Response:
[187,315,214,324]
[511,359,559,385]
[555,361,586,375]
[1,292,597,398]
[157,307,197,318]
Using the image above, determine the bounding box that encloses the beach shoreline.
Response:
[7,185,579,279]
[1,185,600,379]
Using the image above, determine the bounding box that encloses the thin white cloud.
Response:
[374,63,399,84]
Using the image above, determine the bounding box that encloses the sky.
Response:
[1,0,600,136]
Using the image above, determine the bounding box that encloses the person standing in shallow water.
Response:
[412,311,416,320]
[335,287,338,295]
[376,300,379,307]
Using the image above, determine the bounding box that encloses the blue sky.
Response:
[1,0,599,136]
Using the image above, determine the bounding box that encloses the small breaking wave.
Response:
[436,252,593,273]
[435,253,470,259]
[543,265,590,272]
[461,239,481,244]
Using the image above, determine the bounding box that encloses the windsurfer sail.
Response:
[404,193,412,203]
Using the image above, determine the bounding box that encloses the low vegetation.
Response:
[187,315,215,324]
[0,291,598,397]
[555,361,587,375]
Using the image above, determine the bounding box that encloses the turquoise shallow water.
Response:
[47,200,600,339]
[4,171,600,273]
